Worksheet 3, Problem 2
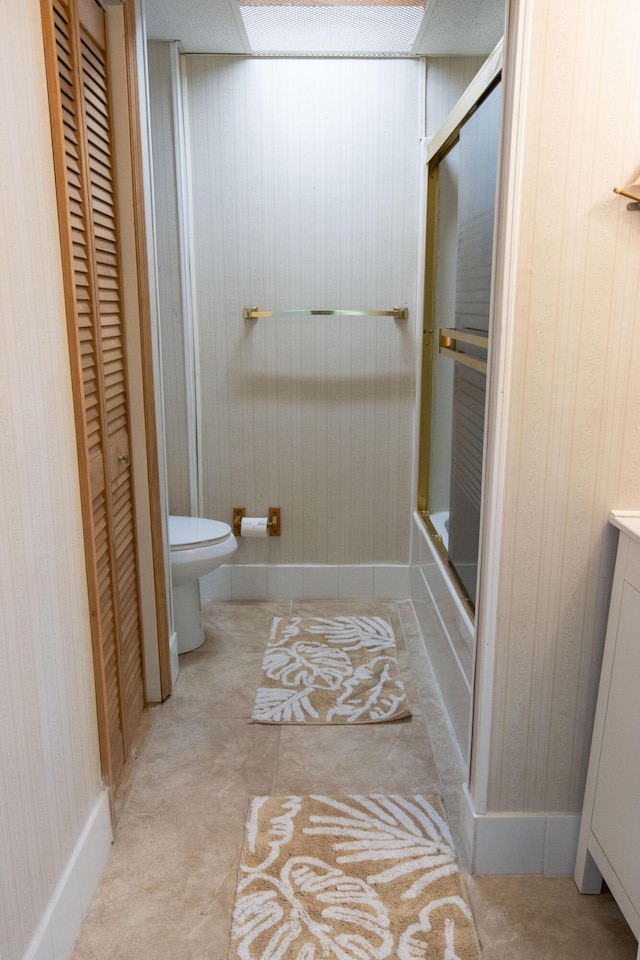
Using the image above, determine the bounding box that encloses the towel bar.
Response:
[438,327,488,375]
[243,307,409,321]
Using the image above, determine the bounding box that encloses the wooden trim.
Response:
[39,0,116,823]
[122,0,172,699]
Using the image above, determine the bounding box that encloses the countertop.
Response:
[610,510,640,545]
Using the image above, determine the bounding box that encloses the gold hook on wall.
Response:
[613,174,640,210]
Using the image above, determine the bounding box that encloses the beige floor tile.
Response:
[72,813,242,960]
[462,875,638,960]
[164,644,265,719]
[201,600,291,648]
[398,648,423,717]
[69,599,638,960]
[124,715,280,816]
[274,715,440,795]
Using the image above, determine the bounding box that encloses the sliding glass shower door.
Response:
[419,80,502,614]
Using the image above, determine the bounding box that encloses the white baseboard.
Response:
[169,630,179,689]
[24,791,112,960]
[460,783,581,875]
[199,564,410,603]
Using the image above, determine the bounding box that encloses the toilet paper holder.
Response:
[233,507,281,537]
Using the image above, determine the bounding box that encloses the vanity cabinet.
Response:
[575,511,640,959]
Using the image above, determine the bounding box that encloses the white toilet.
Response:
[169,515,237,654]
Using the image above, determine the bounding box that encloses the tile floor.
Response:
[70,600,637,960]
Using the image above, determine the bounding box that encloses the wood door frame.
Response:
[40,0,172,821]
[105,0,172,702]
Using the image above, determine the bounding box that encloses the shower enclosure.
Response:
[419,77,502,616]
[412,55,502,766]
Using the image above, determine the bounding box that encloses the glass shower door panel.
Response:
[448,82,501,606]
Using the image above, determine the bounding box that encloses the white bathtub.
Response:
[410,512,475,768]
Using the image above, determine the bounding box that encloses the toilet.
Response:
[169,515,237,654]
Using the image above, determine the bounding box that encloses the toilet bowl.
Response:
[169,515,237,654]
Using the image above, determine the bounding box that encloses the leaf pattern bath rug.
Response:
[250,616,411,724]
[227,794,481,960]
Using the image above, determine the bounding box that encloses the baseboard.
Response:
[460,783,581,875]
[169,630,179,689]
[24,791,112,960]
[199,564,410,603]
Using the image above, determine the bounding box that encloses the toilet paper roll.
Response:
[240,517,269,538]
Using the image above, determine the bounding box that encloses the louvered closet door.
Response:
[50,0,145,796]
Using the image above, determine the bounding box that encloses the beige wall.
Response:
[0,3,103,957]
[477,0,640,813]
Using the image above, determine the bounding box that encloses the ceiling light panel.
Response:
[239,0,427,56]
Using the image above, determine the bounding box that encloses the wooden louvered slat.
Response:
[89,159,114,191]
[119,572,137,611]
[91,185,114,210]
[88,168,113,196]
[93,226,116,251]
[94,229,118,249]
[83,83,108,120]
[85,107,110,142]
[114,517,134,555]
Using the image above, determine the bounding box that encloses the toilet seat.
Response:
[169,515,232,550]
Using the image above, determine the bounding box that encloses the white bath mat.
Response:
[250,615,412,724]
[227,794,481,959]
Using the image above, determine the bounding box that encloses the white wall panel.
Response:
[0,3,103,956]
[184,56,422,563]
[425,56,486,139]
[481,0,640,814]
[148,42,191,515]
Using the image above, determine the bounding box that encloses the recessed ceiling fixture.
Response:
[238,0,428,56]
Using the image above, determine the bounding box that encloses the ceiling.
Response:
[144,0,505,56]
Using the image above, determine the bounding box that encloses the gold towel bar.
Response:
[243,307,409,321]
[438,327,488,375]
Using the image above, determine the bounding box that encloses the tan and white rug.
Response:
[250,616,411,724]
[227,794,481,959]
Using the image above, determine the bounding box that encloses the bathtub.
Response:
[410,511,475,769]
